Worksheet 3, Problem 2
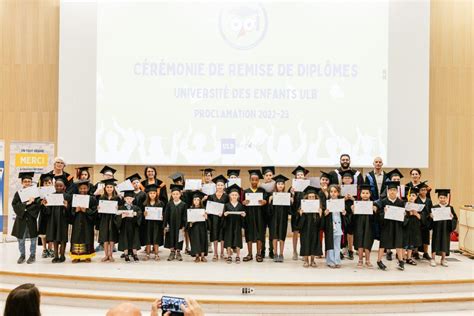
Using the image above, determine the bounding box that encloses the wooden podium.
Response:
[458,207,474,255]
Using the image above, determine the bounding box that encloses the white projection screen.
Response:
[58,0,430,167]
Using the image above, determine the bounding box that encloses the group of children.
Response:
[11,164,457,270]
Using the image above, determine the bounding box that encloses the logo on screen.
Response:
[218,3,267,50]
[221,139,236,154]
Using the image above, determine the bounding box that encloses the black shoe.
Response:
[386,251,393,261]
[52,257,60,263]
[124,254,131,262]
[17,256,26,264]
[26,255,36,264]
[42,250,48,258]
[348,250,354,260]
[413,252,420,260]
[261,251,266,259]
[269,251,274,259]
[59,255,66,263]
[120,253,125,258]
[133,254,139,262]
[377,260,387,270]
[340,252,344,260]
[397,260,405,271]
[423,253,432,260]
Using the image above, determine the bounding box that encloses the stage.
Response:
[0,241,473,315]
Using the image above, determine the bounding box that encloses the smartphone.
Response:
[161,296,186,314]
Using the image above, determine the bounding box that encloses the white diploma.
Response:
[18,186,40,202]
[205,201,224,216]
[227,178,241,187]
[187,208,206,222]
[98,200,118,214]
[327,198,345,213]
[39,186,55,199]
[46,193,65,206]
[121,210,134,218]
[272,192,291,206]
[245,192,263,206]
[354,201,374,215]
[301,199,320,213]
[432,207,452,221]
[202,183,216,195]
[93,182,105,196]
[341,184,358,196]
[308,177,321,188]
[116,179,134,192]
[292,179,310,192]
[145,207,163,220]
[184,179,202,191]
[405,202,424,212]
[226,211,244,215]
[260,181,275,193]
[72,194,90,208]
[385,205,406,222]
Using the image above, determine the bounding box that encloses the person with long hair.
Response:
[3,283,41,316]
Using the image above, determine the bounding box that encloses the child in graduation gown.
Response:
[269,175,292,262]
[164,184,187,261]
[142,184,165,261]
[116,190,142,262]
[374,181,406,271]
[187,191,209,262]
[69,180,97,263]
[324,184,350,269]
[37,173,54,258]
[207,175,228,261]
[289,166,309,261]
[403,186,423,266]
[44,176,72,263]
[415,181,433,260]
[223,184,246,264]
[242,169,267,263]
[352,184,375,267]
[97,178,121,262]
[296,186,323,268]
[429,189,458,267]
[341,170,356,260]
[11,172,40,264]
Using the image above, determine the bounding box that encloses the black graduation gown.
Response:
[11,192,40,239]
[243,188,266,242]
[415,196,433,245]
[353,201,375,250]
[187,207,208,256]
[142,201,164,246]
[344,199,355,234]
[45,193,72,243]
[403,211,422,248]
[141,179,168,206]
[269,202,290,241]
[329,168,364,186]
[66,182,95,195]
[163,200,187,250]
[375,197,405,249]
[98,196,121,243]
[46,170,73,190]
[322,203,351,251]
[222,202,245,248]
[70,195,97,245]
[207,192,228,242]
[430,204,457,255]
[115,205,142,251]
[296,211,323,256]
[406,181,432,199]
[289,188,305,232]
[132,190,147,245]
[181,190,195,209]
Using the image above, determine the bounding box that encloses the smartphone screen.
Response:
[161,296,186,314]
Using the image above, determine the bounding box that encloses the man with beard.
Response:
[329,154,364,186]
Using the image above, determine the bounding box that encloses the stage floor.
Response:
[0,240,472,284]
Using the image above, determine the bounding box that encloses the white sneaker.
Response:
[441,260,448,267]
[430,259,437,267]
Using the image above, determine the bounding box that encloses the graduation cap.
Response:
[212,175,228,184]
[386,168,404,180]
[405,186,419,196]
[192,190,206,199]
[126,173,142,182]
[435,189,451,197]
[39,173,53,183]
[248,169,263,179]
[304,186,320,195]
[273,174,289,183]
[19,172,35,180]
[358,184,372,192]
[54,175,67,183]
[416,181,429,189]
[227,169,240,177]
[100,165,117,175]
[292,165,309,176]
[227,183,241,194]
[168,172,184,182]
[75,179,90,187]
[386,181,400,190]
[122,190,135,198]
[341,169,355,178]
[170,184,184,192]
[200,168,215,175]
[145,184,159,193]
[320,171,332,181]
[261,166,275,175]
[100,178,118,185]
[76,166,91,172]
